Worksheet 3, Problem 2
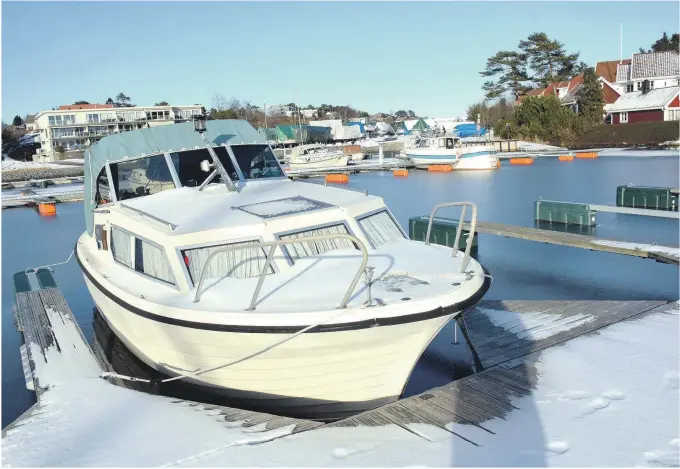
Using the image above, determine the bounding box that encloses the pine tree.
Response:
[519,33,580,87]
[642,32,680,52]
[576,67,604,126]
[479,51,531,100]
[12,115,23,126]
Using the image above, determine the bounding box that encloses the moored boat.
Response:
[77,117,491,420]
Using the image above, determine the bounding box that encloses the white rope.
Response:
[100,305,353,385]
[25,249,74,275]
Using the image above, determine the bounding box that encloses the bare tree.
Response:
[212,94,229,111]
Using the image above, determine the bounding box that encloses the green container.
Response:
[616,186,678,211]
[408,216,478,252]
[534,200,596,226]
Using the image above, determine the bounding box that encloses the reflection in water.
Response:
[534,220,597,236]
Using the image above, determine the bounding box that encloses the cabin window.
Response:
[446,138,455,149]
[182,240,274,284]
[111,227,133,268]
[134,238,175,285]
[278,223,355,262]
[109,154,176,201]
[357,210,405,248]
[169,148,238,187]
[438,139,446,148]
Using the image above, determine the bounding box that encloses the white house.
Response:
[33,104,203,161]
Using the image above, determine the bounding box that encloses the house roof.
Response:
[597,59,631,83]
[630,51,680,80]
[616,63,631,82]
[58,104,115,110]
[602,81,621,104]
[560,83,582,105]
[25,114,36,124]
[607,86,679,113]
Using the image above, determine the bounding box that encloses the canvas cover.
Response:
[452,123,487,138]
[83,119,264,235]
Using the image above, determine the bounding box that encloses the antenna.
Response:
[620,22,623,64]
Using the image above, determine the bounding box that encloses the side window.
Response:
[111,227,132,268]
[357,210,405,248]
[95,167,112,206]
[278,224,355,262]
[182,240,274,284]
[134,238,175,285]
[226,145,284,179]
[109,154,175,201]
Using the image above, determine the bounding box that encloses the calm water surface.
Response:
[2,152,678,427]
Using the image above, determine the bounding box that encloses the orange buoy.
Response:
[393,169,409,177]
[509,157,534,165]
[576,152,598,159]
[325,173,349,183]
[427,164,453,172]
[559,154,574,161]
[38,203,56,216]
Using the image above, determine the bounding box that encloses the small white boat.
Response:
[77,118,490,420]
[403,134,499,170]
[287,144,349,170]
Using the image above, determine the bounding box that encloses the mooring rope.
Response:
[25,249,75,275]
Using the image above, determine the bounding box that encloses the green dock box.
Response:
[616,186,678,211]
[408,216,478,252]
[534,200,596,226]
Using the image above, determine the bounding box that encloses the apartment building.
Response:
[33,104,204,161]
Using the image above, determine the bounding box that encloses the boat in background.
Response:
[402,134,498,170]
[287,144,349,170]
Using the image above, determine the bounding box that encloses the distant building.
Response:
[25,115,36,132]
[614,51,680,93]
[607,86,679,124]
[33,104,203,161]
[267,104,296,117]
[300,108,316,119]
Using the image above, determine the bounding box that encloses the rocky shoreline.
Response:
[1,166,85,183]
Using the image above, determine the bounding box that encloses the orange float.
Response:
[559,154,574,161]
[393,169,409,177]
[576,152,598,159]
[325,173,349,183]
[38,203,56,216]
[509,157,534,165]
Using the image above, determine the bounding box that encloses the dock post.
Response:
[378,144,384,165]
[453,322,459,344]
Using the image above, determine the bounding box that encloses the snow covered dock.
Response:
[3,269,679,466]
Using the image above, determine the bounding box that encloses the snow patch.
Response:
[479,308,595,341]
[602,390,626,401]
[663,371,679,389]
[546,441,570,455]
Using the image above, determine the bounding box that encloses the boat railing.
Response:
[424,202,478,273]
[192,233,369,310]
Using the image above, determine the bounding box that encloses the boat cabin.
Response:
[84,120,407,300]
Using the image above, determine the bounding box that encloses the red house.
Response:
[607,85,680,124]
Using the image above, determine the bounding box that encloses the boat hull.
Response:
[288,155,349,171]
[82,274,476,420]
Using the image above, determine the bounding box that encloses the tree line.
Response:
[469,31,677,145]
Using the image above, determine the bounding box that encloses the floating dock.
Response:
[474,220,679,265]
[4,268,678,466]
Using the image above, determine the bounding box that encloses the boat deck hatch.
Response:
[233,196,335,219]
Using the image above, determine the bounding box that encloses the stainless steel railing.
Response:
[424,202,478,273]
[192,233,369,310]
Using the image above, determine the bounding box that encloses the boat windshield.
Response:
[223,144,284,179]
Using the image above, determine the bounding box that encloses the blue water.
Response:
[2,153,678,428]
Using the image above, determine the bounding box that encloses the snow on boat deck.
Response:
[4,268,679,467]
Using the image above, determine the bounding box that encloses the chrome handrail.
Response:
[119,204,177,231]
[192,233,369,310]
[297,179,368,196]
[425,202,478,273]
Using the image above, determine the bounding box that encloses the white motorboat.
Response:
[402,134,499,169]
[77,118,490,420]
[287,144,349,171]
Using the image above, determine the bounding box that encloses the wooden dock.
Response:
[473,220,679,265]
[329,300,676,440]
[4,265,679,465]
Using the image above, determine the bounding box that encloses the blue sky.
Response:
[2,1,678,121]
